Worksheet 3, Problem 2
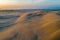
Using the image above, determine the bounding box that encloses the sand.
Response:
[0,10,60,40]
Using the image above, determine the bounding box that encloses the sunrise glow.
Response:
[0,0,60,9]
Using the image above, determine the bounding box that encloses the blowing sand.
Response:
[0,10,60,40]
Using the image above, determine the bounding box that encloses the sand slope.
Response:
[0,10,60,40]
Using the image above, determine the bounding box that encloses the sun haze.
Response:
[0,0,37,9]
[0,0,60,9]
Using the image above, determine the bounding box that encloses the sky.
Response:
[0,0,60,9]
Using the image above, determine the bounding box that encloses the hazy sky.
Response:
[0,0,60,9]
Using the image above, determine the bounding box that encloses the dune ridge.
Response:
[0,10,60,40]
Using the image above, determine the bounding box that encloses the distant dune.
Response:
[0,10,60,40]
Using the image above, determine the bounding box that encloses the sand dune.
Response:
[0,10,60,40]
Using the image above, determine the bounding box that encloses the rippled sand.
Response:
[0,10,60,40]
